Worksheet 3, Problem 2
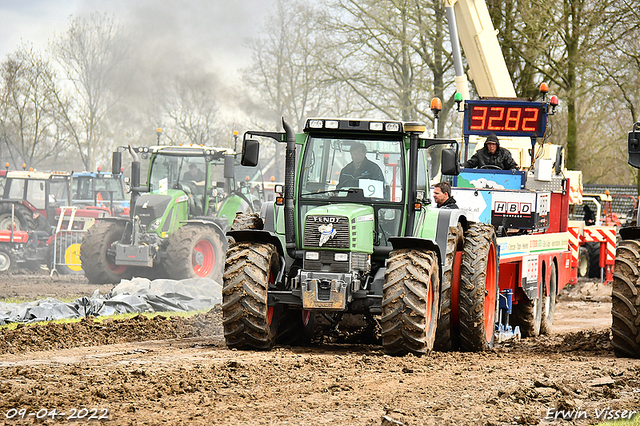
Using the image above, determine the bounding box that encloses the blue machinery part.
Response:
[495,289,521,343]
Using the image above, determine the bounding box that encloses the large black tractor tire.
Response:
[381,249,440,356]
[80,221,129,284]
[231,212,263,231]
[577,246,589,278]
[222,242,280,350]
[586,241,602,278]
[611,240,640,358]
[0,246,15,272]
[434,224,464,352]
[512,276,543,338]
[164,225,226,282]
[458,223,499,351]
[0,204,37,231]
[540,262,558,335]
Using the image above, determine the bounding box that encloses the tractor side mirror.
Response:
[241,139,260,167]
[224,155,234,178]
[112,151,122,175]
[441,147,460,176]
[628,124,640,169]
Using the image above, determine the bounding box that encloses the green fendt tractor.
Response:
[80,144,265,284]
[223,118,500,355]
[612,122,640,359]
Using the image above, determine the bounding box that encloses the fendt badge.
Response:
[318,224,337,246]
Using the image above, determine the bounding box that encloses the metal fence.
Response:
[50,207,85,276]
[572,184,638,223]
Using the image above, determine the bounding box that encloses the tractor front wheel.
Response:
[381,249,440,356]
[165,225,226,282]
[80,221,129,284]
[0,204,36,231]
[458,223,499,351]
[0,246,14,272]
[611,240,640,358]
[222,242,280,350]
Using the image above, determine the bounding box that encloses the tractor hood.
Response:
[134,189,186,229]
[302,204,375,253]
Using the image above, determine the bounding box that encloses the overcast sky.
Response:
[0,0,274,82]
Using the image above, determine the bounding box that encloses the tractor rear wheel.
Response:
[540,262,558,335]
[611,240,640,358]
[164,225,225,282]
[458,223,499,351]
[222,242,280,350]
[434,224,463,351]
[381,249,440,356]
[586,241,602,278]
[80,221,129,284]
[0,204,36,231]
[512,278,543,338]
[0,246,14,271]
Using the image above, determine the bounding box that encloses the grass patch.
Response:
[0,309,208,331]
[596,411,640,426]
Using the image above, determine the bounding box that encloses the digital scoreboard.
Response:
[464,100,548,138]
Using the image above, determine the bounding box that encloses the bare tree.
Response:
[0,45,67,170]
[157,74,223,147]
[243,0,340,132]
[49,13,130,171]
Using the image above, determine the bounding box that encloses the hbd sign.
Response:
[493,201,533,216]
[490,190,550,230]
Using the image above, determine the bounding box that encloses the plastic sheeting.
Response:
[0,277,222,326]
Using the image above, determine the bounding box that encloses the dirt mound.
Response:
[0,307,223,354]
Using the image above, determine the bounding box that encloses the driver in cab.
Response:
[183,163,205,183]
[462,133,518,171]
[337,142,384,189]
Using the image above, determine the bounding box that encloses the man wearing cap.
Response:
[337,142,385,189]
[462,133,519,170]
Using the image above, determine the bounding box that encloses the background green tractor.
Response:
[222,118,500,355]
[80,144,265,284]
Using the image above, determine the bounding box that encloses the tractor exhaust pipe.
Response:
[282,118,299,259]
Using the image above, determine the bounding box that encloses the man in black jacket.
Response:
[337,142,385,189]
[433,182,458,209]
[463,133,518,170]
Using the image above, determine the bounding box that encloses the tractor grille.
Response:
[303,215,350,248]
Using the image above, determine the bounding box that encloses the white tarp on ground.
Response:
[0,277,222,325]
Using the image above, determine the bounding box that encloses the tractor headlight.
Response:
[305,251,320,260]
[147,218,162,232]
[385,122,400,132]
[370,122,383,131]
[334,253,348,261]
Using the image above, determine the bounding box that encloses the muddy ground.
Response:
[0,271,638,426]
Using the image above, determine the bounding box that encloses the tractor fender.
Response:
[259,201,278,233]
[389,237,442,278]
[182,219,229,252]
[619,226,640,241]
[227,229,286,258]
